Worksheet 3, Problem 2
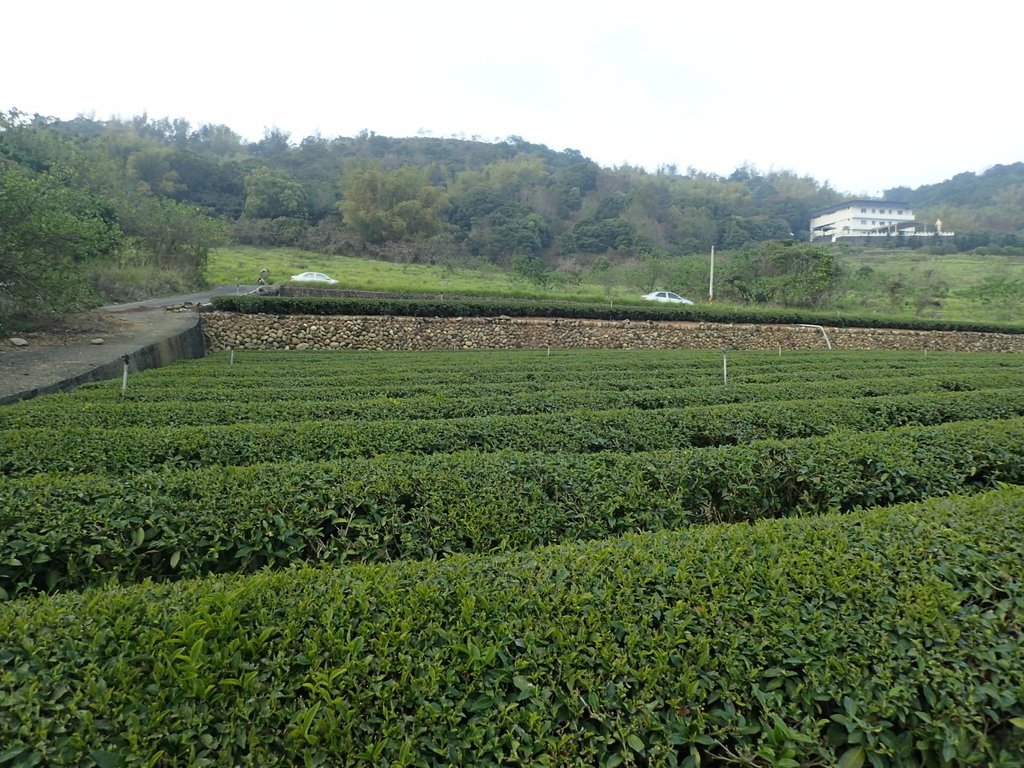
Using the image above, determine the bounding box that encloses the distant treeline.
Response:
[2,108,1022,325]
[10,111,1024,258]
[886,163,1024,251]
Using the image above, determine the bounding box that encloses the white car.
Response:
[290,272,338,284]
[642,291,694,304]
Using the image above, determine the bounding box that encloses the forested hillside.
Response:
[2,108,1022,327]
[886,162,1024,251]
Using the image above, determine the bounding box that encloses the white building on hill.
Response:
[809,200,954,243]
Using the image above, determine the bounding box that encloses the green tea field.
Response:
[1,348,1023,766]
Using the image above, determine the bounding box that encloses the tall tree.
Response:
[117,195,226,276]
[0,161,120,324]
[721,240,841,308]
[242,167,307,219]
[338,160,449,244]
[126,148,185,196]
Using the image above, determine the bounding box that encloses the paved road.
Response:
[100,285,261,313]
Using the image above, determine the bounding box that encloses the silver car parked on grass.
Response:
[290,272,338,284]
[642,291,693,304]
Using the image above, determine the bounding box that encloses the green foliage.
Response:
[116,195,227,277]
[12,109,1024,326]
[242,166,307,219]
[6,388,1022,478]
[84,261,203,304]
[510,254,549,286]
[0,110,228,324]
[209,293,1024,334]
[251,126,291,158]
[6,364,1020,429]
[14,111,1024,280]
[2,347,1024,763]
[889,162,1024,245]
[562,218,638,254]
[0,159,120,326]
[448,187,505,229]
[1,486,1023,764]
[125,147,186,196]
[3,348,1024,597]
[339,159,450,244]
[2,414,1022,594]
[206,244,609,300]
[959,277,1024,309]
[189,122,245,157]
[455,199,551,264]
[832,250,1024,322]
[722,240,841,308]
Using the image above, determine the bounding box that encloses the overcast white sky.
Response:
[4,0,1021,195]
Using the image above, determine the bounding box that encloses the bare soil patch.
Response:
[3,311,138,351]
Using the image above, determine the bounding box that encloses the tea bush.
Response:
[1,487,1022,766]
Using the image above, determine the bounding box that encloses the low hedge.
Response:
[2,418,1021,597]
[5,371,1020,429]
[4,389,1024,477]
[210,294,1024,335]
[66,363,1024,400]
[1,487,1022,765]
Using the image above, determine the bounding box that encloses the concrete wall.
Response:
[202,313,1024,354]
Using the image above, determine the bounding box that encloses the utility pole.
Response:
[708,246,715,302]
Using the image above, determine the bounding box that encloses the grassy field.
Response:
[206,245,621,303]
[208,244,1024,323]
[843,249,1024,288]
[834,248,1024,322]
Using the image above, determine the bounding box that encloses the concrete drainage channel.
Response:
[0,287,262,404]
[1,311,206,405]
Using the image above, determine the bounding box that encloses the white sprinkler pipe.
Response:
[796,324,832,350]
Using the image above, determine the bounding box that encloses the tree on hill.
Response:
[720,240,841,308]
[885,163,1024,251]
[338,160,450,245]
[0,160,120,325]
[1,110,227,326]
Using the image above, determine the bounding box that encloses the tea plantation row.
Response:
[60,348,1013,389]
[1,348,1022,766]
[210,293,1024,335]
[2,355,1020,429]
[1,487,1022,766]
[3,416,1022,597]
[4,389,1024,476]
[4,372,1020,428]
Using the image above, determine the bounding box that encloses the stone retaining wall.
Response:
[202,313,1024,353]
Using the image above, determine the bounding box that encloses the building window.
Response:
[861,208,867,213]
[897,210,903,214]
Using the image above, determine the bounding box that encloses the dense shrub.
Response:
[4,389,1024,476]
[2,418,1021,596]
[210,294,1024,334]
[1,487,1022,765]
[3,348,1022,765]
